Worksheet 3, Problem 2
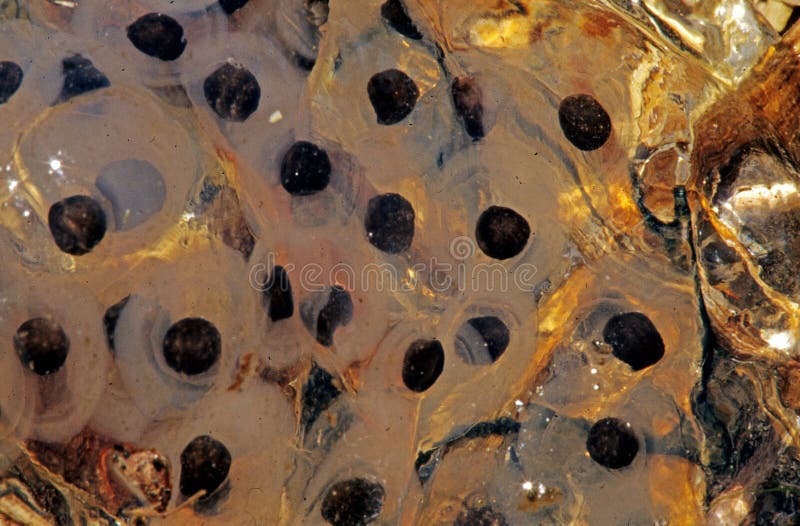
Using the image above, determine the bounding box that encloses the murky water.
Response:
[1,0,800,524]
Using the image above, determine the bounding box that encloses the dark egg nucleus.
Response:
[381,0,422,40]
[451,76,485,140]
[364,193,415,254]
[454,316,510,365]
[280,141,332,196]
[203,63,261,122]
[558,94,612,151]
[602,312,665,370]
[317,287,353,347]
[0,60,23,104]
[126,13,187,61]
[58,55,110,103]
[402,339,445,392]
[586,417,639,469]
[219,0,249,14]
[162,317,222,375]
[48,195,108,256]
[179,435,232,498]
[367,69,419,125]
[301,286,354,347]
[320,478,385,526]
[262,265,294,321]
[474,206,531,260]
[14,317,70,376]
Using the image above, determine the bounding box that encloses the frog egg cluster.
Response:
[0,0,778,524]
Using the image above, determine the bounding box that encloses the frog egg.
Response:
[360,295,534,444]
[0,267,111,443]
[104,243,265,422]
[529,254,702,422]
[9,84,201,272]
[307,9,463,188]
[180,30,304,176]
[0,21,68,155]
[136,380,296,520]
[295,391,417,525]
[256,140,366,246]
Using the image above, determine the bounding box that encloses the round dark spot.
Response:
[152,457,166,471]
[586,417,639,469]
[558,94,612,151]
[126,13,187,61]
[300,285,353,347]
[0,61,23,104]
[162,318,221,375]
[364,193,415,253]
[262,265,293,321]
[474,206,530,260]
[381,0,422,40]
[218,0,249,14]
[451,76,484,140]
[367,69,419,125]
[179,435,231,497]
[602,312,665,371]
[48,195,107,256]
[402,339,444,392]
[321,478,385,526]
[455,316,509,365]
[58,55,110,103]
[280,141,331,196]
[14,318,70,376]
[203,63,260,122]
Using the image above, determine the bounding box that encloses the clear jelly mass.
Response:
[1,0,800,525]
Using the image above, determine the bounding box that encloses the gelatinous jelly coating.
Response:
[95,159,167,231]
[0,0,795,524]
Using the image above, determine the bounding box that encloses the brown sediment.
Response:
[580,10,622,39]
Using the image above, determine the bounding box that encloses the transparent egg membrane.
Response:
[0,0,799,525]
